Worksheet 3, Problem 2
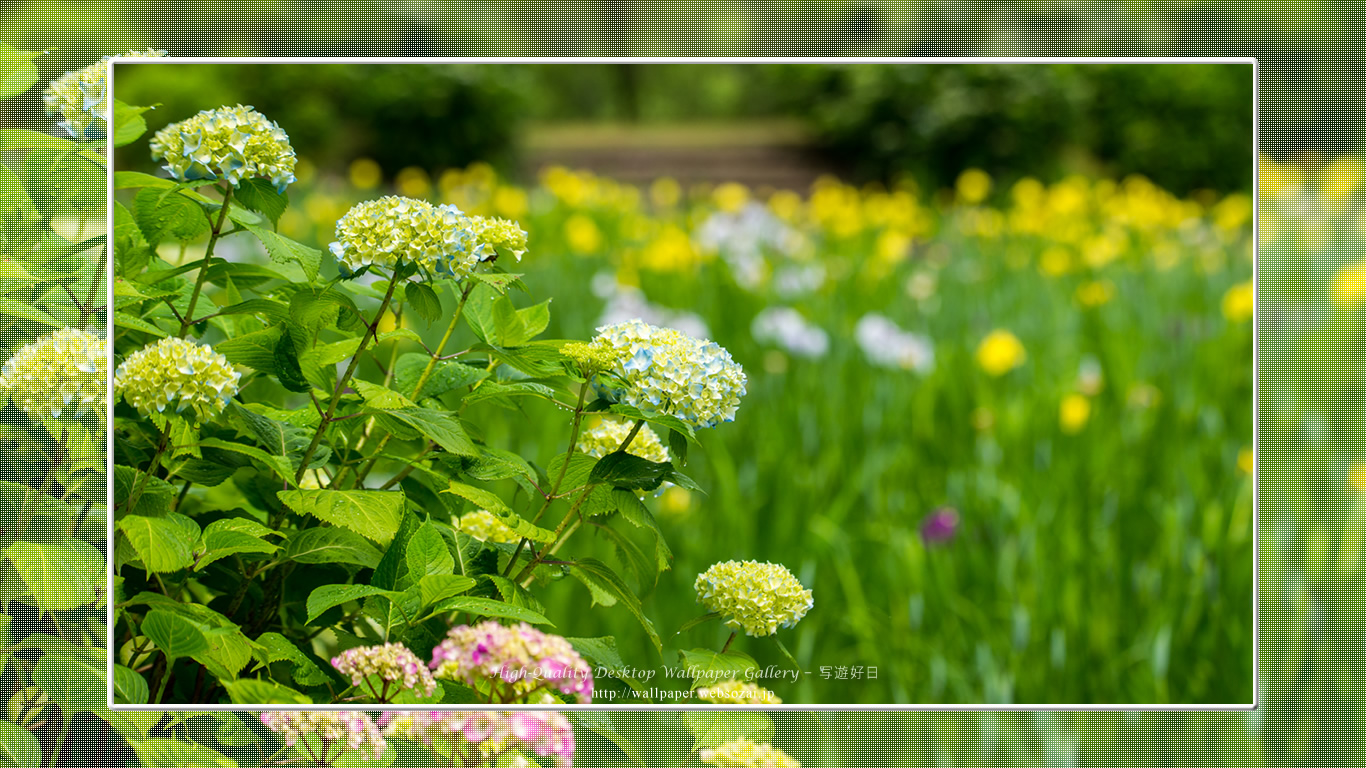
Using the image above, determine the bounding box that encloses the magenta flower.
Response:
[430,621,593,704]
[920,507,960,545]
[379,711,575,768]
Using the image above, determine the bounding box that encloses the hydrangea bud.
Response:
[0,328,105,419]
[331,642,437,700]
[43,48,167,139]
[429,621,593,704]
[695,560,813,637]
[586,318,746,430]
[457,509,520,544]
[113,337,241,423]
[150,104,296,192]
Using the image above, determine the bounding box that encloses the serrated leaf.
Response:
[111,99,151,147]
[118,513,200,573]
[254,632,333,687]
[405,281,442,324]
[0,296,60,327]
[142,610,209,659]
[381,408,477,456]
[223,679,310,706]
[442,482,554,543]
[612,489,672,573]
[677,648,761,688]
[682,711,774,752]
[590,452,671,492]
[417,574,476,610]
[31,653,102,710]
[215,324,284,372]
[404,522,456,582]
[129,739,238,768]
[0,43,42,99]
[462,380,557,408]
[113,664,150,705]
[232,178,288,227]
[394,352,488,398]
[305,584,397,625]
[426,596,553,625]
[3,539,102,610]
[284,527,382,569]
[278,489,406,546]
[242,222,320,281]
[0,721,40,768]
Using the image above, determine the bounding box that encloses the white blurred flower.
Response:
[854,313,934,373]
[751,307,829,359]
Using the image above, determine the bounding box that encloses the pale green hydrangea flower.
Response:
[149,104,296,192]
[696,679,783,705]
[329,196,526,279]
[114,337,241,423]
[458,509,520,544]
[699,739,800,768]
[0,328,106,419]
[695,560,813,637]
[43,48,168,140]
[578,416,669,464]
[587,319,746,430]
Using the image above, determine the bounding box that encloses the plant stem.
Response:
[154,655,173,704]
[617,418,644,453]
[294,275,401,484]
[504,382,591,577]
[123,427,170,515]
[722,631,737,654]
[179,185,234,338]
[44,709,72,768]
[349,282,475,488]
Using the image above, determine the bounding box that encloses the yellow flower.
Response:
[713,182,750,213]
[492,186,528,219]
[1332,263,1366,308]
[956,168,992,204]
[395,166,432,199]
[1038,246,1072,277]
[767,190,802,222]
[1321,156,1362,197]
[563,214,602,255]
[1059,394,1091,434]
[976,330,1026,377]
[650,177,681,208]
[1221,280,1255,322]
[349,157,382,190]
[1075,280,1115,307]
[1238,448,1254,475]
[1349,463,1366,491]
[640,226,698,272]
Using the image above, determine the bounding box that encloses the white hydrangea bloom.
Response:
[695,560,813,637]
[43,48,168,140]
[149,104,296,192]
[0,328,106,419]
[114,337,241,422]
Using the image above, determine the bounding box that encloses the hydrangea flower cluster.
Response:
[696,679,783,705]
[113,336,241,422]
[0,328,106,419]
[578,416,670,464]
[695,560,813,637]
[700,739,801,768]
[429,621,593,704]
[259,711,387,762]
[587,318,747,430]
[379,711,575,768]
[329,196,525,278]
[43,48,167,139]
[457,509,520,544]
[149,104,296,192]
[331,642,437,700]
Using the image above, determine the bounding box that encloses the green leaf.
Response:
[242,222,321,281]
[426,596,553,625]
[306,584,396,625]
[469,271,525,294]
[31,654,103,710]
[608,404,699,443]
[232,178,289,227]
[194,520,280,572]
[612,489,673,573]
[0,721,40,768]
[135,186,209,247]
[569,558,662,654]
[3,539,102,610]
[569,712,652,768]
[669,429,689,466]
[394,352,489,398]
[442,482,555,543]
[284,527,383,569]
[215,324,285,372]
[381,408,477,456]
[590,452,672,492]
[677,648,761,688]
[682,711,775,752]
[462,380,558,408]
[405,281,443,324]
[355,379,417,410]
[223,679,310,705]
[129,738,239,768]
[193,437,293,481]
[118,513,200,573]
[111,99,152,147]
[0,44,42,99]
[254,633,332,687]
[416,574,476,610]
[594,522,654,588]
[142,610,210,659]
[0,296,60,327]
[547,452,599,493]
[113,664,150,705]
[277,488,406,546]
[404,522,456,582]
